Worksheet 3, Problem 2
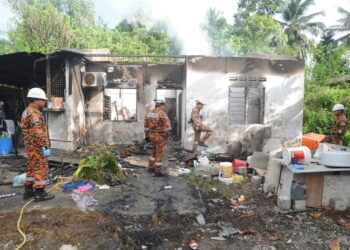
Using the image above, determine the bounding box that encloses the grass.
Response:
[183,172,240,199]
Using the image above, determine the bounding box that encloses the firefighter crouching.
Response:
[20,88,54,202]
[321,104,347,145]
[190,100,213,153]
[144,97,172,177]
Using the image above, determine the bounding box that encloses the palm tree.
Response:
[330,7,350,45]
[278,0,325,57]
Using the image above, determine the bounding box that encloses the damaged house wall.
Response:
[183,56,304,157]
[81,62,184,145]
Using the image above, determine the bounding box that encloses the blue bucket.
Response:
[0,137,13,155]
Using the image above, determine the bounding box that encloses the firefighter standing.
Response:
[144,97,172,177]
[191,100,213,152]
[20,88,54,202]
[322,104,347,145]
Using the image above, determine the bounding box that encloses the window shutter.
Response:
[247,87,264,124]
[229,87,246,124]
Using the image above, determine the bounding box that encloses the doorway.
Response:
[156,89,182,139]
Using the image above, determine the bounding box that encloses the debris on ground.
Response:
[59,244,78,250]
[71,194,98,212]
[188,239,198,249]
[337,219,350,228]
[196,214,206,225]
[0,193,16,198]
[122,155,148,168]
[218,221,241,237]
[329,240,341,250]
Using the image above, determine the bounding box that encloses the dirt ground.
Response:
[1,144,350,250]
[1,174,350,250]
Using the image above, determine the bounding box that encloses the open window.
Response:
[228,86,265,125]
[103,88,137,122]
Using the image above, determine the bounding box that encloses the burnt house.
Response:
[0,49,304,152]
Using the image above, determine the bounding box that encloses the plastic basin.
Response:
[0,137,13,155]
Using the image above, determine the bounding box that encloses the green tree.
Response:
[330,7,350,45]
[278,0,325,57]
[230,14,290,56]
[6,0,74,53]
[1,0,182,55]
[237,0,284,16]
[202,8,231,55]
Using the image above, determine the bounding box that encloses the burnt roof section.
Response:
[0,52,45,88]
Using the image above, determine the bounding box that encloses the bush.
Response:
[73,146,126,184]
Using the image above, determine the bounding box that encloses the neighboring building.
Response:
[0,50,304,152]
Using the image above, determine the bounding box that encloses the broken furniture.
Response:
[277,162,350,210]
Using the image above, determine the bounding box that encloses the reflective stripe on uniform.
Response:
[149,157,155,161]
[26,177,35,181]
[149,113,159,118]
[155,162,162,166]
[35,180,48,185]
[193,141,199,144]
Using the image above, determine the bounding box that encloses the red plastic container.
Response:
[232,159,247,171]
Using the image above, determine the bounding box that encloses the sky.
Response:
[0,0,349,54]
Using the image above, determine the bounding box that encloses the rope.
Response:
[15,181,65,250]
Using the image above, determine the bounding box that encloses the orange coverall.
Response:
[20,105,50,188]
[144,107,172,170]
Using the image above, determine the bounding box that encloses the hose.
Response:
[15,180,66,250]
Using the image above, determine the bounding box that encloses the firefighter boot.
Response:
[23,184,35,200]
[34,188,55,202]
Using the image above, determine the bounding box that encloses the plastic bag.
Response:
[194,155,210,169]
[12,173,26,187]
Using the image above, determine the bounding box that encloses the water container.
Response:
[282,146,311,165]
[291,180,307,200]
[219,162,233,178]
[0,136,13,155]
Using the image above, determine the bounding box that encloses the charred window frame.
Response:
[103,88,137,122]
[228,77,266,125]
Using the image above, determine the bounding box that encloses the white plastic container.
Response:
[320,151,350,168]
[313,143,331,159]
[282,146,311,165]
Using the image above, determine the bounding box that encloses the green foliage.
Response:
[73,147,126,184]
[202,8,232,55]
[303,44,350,144]
[229,14,290,56]
[1,0,181,55]
[6,0,74,53]
[237,0,284,15]
[279,0,325,57]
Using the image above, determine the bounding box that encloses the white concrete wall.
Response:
[322,175,350,207]
[183,56,304,150]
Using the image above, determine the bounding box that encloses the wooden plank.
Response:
[295,173,324,208]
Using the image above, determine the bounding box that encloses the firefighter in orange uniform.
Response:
[144,97,172,176]
[21,88,54,202]
[191,100,213,152]
[322,104,347,145]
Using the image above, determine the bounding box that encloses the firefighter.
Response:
[20,88,54,202]
[190,100,213,152]
[322,104,347,145]
[144,97,172,176]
